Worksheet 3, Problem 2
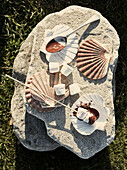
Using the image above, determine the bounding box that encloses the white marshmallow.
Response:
[77,107,87,119]
[49,62,59,73]
[69,84,80,95]
[61,64,73,77]
[83,112,93,123]
[54,84,65,96]
[77,107,93,123]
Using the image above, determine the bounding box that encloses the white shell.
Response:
[70,93,110,135]
[40,24,78,66]
[76,39,111,79]
[25,69,69,112]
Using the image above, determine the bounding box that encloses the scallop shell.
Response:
[40,24,78,66]
[76,39,111,79]
[25,70,70,112]
[70,93,110,135]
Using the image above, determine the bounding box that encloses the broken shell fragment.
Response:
[70,93,109,135]
[76,39,111,79]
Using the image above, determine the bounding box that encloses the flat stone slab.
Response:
[12,6,120,158]
[11,33,60,151]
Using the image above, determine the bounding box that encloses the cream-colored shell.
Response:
[40,24,78,66]
[70,93,110,135]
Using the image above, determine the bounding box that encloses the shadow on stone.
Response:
[79,70,107,85]
[69,94,80,107]
[40,51,49,65]
[71,123,109,158]
[24,112,59,150]
[79,20,100,44]
[13,71,26,83]
[45,106,67,131]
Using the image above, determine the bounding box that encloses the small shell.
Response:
[25,69,69,112]
[70,93,110,135]
[76,39,110,79]
[40,24,78,66]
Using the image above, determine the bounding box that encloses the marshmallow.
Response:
[49,62,59,73]
[69,84,80,95]
[61,64,73,77]
[77,107,88,120]
[77,107,93,123]
[54,84,65,96]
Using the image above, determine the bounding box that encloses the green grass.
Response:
[0,0,127,169]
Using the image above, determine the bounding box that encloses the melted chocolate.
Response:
[73,102,99,125]
[88,108,99,125]
[46,38,65,53]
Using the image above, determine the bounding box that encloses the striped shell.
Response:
[76,39,110,79]
[70,93,109,135]
[25,70,69,112]
[40,24,78,66]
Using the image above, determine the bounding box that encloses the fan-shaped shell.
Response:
[76,39,110,79]
[25,70,70,112]
[70,93,109,135]
[40,24,78,66]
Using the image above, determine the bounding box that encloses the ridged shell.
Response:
[76,39,110,79]
[70,93,109,135]
[25,70,69,112]
[40,24,78,66]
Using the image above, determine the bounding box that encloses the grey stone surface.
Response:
[11,31,60,151]
[12,6,120,158]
